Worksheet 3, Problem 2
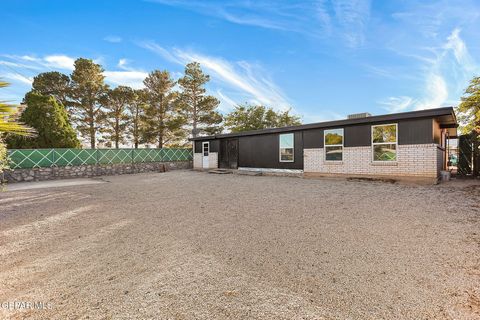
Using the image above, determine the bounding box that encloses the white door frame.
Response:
[202,142,209,168]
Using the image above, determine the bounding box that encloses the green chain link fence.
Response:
[7,148,193,169]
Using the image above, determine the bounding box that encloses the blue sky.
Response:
[1,0,480,123]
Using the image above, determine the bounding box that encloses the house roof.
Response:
[190,106,457,140]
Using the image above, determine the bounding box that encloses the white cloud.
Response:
[414,73,448,110]
[0,54,149,101]
[216,89,238,112]
[379,27,479,112]
[332,0,371,47]
[118,58,129,69]
[147,0,371,46]
[43,55,75,70]
[378,96,416,113]
[142,41,292,110]
[444,28,476,73]
[20,55,38,62]
[3,72,33,85]
[103,35,123,43]
[103,70,148,89]
[139,41,183,64]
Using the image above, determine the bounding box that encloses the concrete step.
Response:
[208,169,233,174]
[236,170,262,176]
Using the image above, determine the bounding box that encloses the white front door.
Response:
[202,142,209,168]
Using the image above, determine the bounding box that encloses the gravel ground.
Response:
[0,170,479,320]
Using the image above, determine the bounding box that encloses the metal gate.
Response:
[458,133,479,177]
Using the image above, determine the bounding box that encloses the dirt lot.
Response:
[0,171,479,319]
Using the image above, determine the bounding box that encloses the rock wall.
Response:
[2,161,192,183]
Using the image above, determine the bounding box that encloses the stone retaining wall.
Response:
[2,161,192,183]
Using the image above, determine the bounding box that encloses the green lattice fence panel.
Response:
[7,148,193,169]
[97,149,133,164]
[160,148,193,161]
[53,149,97,166]
[132,149,162,163]
[8,149,55,169]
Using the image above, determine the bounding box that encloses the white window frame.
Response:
[279,133,294,162]
[324,128,344,162]
[202,141,209,157]
[371,123,398,162]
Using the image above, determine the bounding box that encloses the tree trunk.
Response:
[158,131,163,149]
[192,91,198,137]
[115,117,119,149]
[90,123,95,149]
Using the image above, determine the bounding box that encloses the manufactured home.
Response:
[191,107,457,182]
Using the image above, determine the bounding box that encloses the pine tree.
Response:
[103,86,133,148]
[177,62,222,137]
[31,71,70,108]
[142,70,185,148]
[128,89,147,148]
[69,58,108,148]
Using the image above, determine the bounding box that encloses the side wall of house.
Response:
[238,132,303,169]
[192,117,445,178]
[303,118,442,179]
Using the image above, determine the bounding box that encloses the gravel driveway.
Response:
[0,171,479,319]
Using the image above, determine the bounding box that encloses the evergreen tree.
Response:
[224,104,301,133]
[177,62,222,137]
[457,76,480,134]
[6,91,79,148]
[128,89,147,148]
[103,86,133,148]
[142,70,185,148]
[69,58,108,148]
[31,71,70,108]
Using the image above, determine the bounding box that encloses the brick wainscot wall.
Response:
[193,152,218,169]
[304,143,443,182]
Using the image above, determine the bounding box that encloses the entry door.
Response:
[227,139,238,169]
[202,142,209,168]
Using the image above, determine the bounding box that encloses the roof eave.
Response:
[190,107,457,140]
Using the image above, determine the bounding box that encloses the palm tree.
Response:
[1,81,34,174]
[0,81,33,134]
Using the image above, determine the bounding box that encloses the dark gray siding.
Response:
[238,132,303,169]
[302,119,434,149]
[304,125,372,148]
[303,128,324,148]
[194,139,219,153]
[432,120,442,145]
[194,141,201,153]
[344,124,371,147]
[398,118,433,145]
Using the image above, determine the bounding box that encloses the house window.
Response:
[372,124,397,161]
[279,133,294,162]
[324,128,343,161]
